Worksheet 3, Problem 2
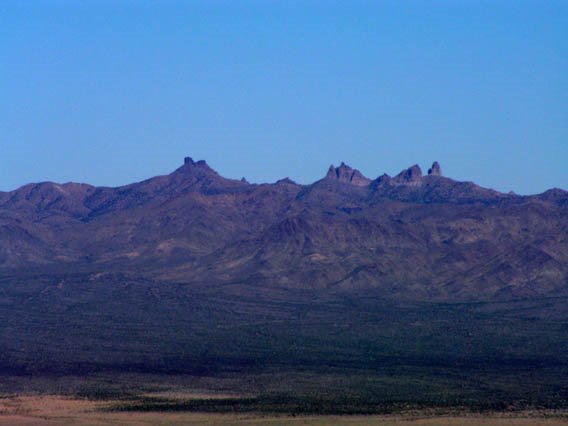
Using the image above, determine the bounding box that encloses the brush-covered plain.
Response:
[1,273,567,414]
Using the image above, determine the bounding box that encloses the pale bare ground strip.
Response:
[0,396,567,426]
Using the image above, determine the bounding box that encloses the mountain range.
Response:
[1,157,566,302]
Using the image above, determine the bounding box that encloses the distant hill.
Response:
[1,156,566,302]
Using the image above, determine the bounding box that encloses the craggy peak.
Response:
[428,161,442,176]
[325,162,371,186]
[394,164,423,183]
[183,156,208,167]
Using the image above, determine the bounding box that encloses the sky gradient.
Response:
[1,0,567,194]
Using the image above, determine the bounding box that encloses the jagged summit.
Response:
[175,156,220,179]
[393,164,423,184]
[325,162,371,186]
[384,162,441,186]
[168,156,254,194]
[183,156,209,168]
[428,161,442,176]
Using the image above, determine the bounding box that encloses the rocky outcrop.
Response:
[326,162,371,186]
[393,164,423,184]
[183,157,210,169]
[428,161,442,176]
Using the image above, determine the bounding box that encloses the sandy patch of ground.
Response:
[0,395,567,426]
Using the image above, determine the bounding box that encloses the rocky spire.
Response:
[428,161,442,177]
[326,162,371,186]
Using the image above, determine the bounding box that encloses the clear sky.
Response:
[1,0,567,194]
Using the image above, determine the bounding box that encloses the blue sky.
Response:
[1,0,566,194]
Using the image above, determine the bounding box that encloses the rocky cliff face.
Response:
[0,157,566,302]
